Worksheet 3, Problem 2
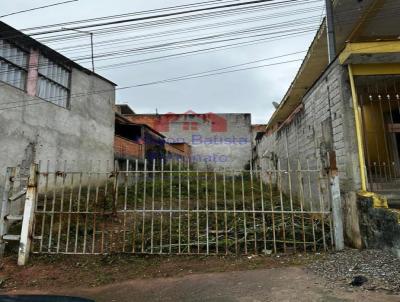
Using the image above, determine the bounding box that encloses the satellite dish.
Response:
[272,102,280,109]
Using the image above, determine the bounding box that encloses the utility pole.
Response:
[63,27,95,72]
[325,0,336,63]
[90,32,95,73]
[325,0,343,251]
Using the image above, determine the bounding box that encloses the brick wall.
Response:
[166,143,191,156]
[114,135,143,159]
[165,143,192,160]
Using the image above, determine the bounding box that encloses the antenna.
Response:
[62,27,95,72]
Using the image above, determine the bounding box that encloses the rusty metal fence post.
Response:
[18,163,38,266]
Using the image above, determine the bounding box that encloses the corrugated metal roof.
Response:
[267,0,398,130]
[115,112,166,138]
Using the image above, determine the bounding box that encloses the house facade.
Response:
[115,112,165,167]
[114,105,192,169]
[0,21,116,193]
[165,142,192,162]
[251,124,267,170]
[259,0,400,254]
[122,111,252,170]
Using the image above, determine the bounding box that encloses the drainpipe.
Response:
[348,65,367,191]
[325,0,337,63]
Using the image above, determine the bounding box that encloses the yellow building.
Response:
[262,0,400,254]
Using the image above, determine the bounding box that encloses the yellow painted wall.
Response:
[352,62,400,169]
[361,102,390,165]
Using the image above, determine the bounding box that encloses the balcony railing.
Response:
[114,135,143,159]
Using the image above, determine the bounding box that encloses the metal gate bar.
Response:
[357,75,400,191]
[29,158,333,255]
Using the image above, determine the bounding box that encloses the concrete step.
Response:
[374,188,400,193]
[388,200,400,209]
[8,188,27,202]
[374,191,400,209]
[2,234,20,241]
[5,215,23,221]
[371,180,400,190]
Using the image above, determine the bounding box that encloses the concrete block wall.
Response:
[258,59,361,209]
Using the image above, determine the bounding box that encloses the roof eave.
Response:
[0,21,117,87]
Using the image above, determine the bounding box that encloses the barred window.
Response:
[0,39,28,90]
[37,54,71,108]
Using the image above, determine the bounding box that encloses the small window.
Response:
[36,54,71,108]
[0,39,28,90]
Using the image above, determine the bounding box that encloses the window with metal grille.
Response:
[36,54,71,108]
[0,39,28,90]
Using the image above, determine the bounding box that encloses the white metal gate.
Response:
[1,158,335,263]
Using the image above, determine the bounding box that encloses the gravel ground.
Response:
[308,249,400,293]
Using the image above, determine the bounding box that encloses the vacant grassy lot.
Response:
[30,169,331,256]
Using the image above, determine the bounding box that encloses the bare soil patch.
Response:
[0,252,320,291]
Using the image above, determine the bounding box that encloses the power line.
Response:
[95,31,314,71]
[19,0,242,32]
[30,0,400,44]
[0,27,317,82]
[0,4,322,68]
[0,3,321,69]
[73,25,318,62]
[12,0,310,38]
[0,51,306,109]
[1,0,396,111]
[3,5,396,80]
[35,0,399,47]
[1,0,395,92]
[35,0,320,43]
[1,0,396,59]
[1,0,397,53]
[0,0,79,19]
[0,0,321,80]
[0,30,316,94]
[0,58,303,111]
[54,4,323,54]
[0,0,397,82]
[3,29,390,92]
[2,36,395,109]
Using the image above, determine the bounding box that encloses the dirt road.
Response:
[3,267,399,302]
[2,252,400,301]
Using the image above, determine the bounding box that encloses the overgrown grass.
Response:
[32,170,332,256]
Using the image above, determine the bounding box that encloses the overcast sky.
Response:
[0,0,324,123]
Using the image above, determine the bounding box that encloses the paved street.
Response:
[4,267,399,302]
